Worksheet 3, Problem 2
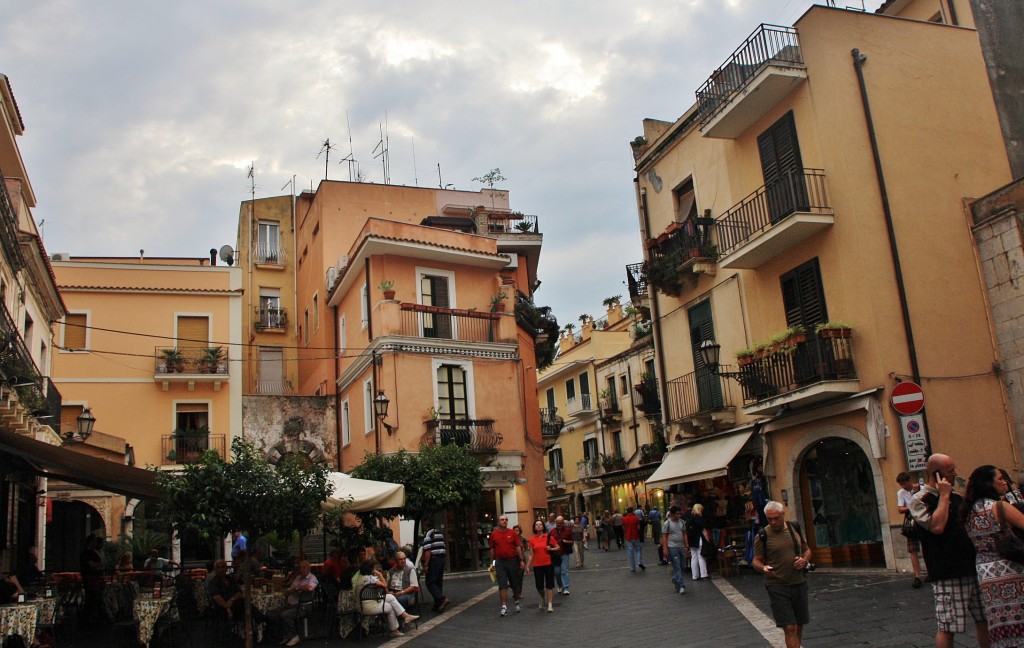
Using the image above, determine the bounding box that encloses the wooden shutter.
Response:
[176,316,209,350]
[63,314,87,350]
[688,300,723,410]
[758,111,807,220]
[781,259,829,329]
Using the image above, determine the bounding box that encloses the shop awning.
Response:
[0,431,162,500]
[645,429,755,491]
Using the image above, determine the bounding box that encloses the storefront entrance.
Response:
[798,437,884,567]
[445,490,499,572]
[46,500,105,572]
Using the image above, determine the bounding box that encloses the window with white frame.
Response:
[341,398,351,447]
[433,359,473,420]
[312,293,319,332]
[257,221,280,263]
[360,282,368,329]
[363,378,374,434]
[338,314,347,353]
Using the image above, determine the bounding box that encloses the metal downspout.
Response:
[852,48,931,439]
[635,180,670,442]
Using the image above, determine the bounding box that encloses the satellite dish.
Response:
[218,245,235,266]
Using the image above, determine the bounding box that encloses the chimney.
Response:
[210,249,217,266]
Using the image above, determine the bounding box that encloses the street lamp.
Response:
[373,391,394,435]
[698,339,746,382]
[63,406,96,444]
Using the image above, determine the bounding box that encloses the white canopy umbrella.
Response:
[323,472,405,513]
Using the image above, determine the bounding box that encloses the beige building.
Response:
[630,2,1016,570]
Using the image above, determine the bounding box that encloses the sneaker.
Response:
[562,589,570,596]
[500,605,507,616]
[555,585,562,594]
[679,586,686,595]
[389,630,405,638]
[514,600,522,613]
[538,601,545,610]
[639,563,646,571]
[912,577,923,589]
[547,602,554,613]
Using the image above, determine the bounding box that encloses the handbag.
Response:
[900,514,919,540]
[993,500,1024,564]
[700,532,716,559]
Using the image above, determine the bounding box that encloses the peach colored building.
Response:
[50,255,243,566]
[277,180,546,568]
[630,2,1017,571]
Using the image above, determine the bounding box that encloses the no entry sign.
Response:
[891,381,925,415]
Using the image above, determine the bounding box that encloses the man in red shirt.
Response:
[489,514,526,615]
[623,508,646,573]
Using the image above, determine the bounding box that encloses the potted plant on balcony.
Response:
[815,321,853,339]
[514,220,534,233]
[379,279,396,300]
[160,348,185,373]
[735,346,756,367]
[200,346,225,373]
[490,291,508,313]
[644,254,683,297]
[171,425,209,463]
[783,324,807,348]
[601,452,626,472]
[598,388,615,417]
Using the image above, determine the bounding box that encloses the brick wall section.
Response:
[972,179,1024,465]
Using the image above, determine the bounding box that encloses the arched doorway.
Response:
[798,437,885,567]
[46,500,105,572]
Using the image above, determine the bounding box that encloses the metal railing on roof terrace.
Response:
[696,24,803,126]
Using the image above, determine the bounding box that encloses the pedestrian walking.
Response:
[572,515,586,567]
[648,506,664,563]
[552,516,573,594]
[686,503,710,581]
[752,501,813,648]
[489,514,525,616]
[421,519,450,612]
[623,508,645,572]
[600,510,612,550]
[636,505,647,542]
[612,509,625,548]
[909,453,989,648]
[661,506,687,594]
[895,471,924,588]
[525,520,557,613]
[963,465,1024,648]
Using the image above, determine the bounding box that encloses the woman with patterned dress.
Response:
[963,465,1024,648]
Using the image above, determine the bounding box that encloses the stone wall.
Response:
[242,394,337,468]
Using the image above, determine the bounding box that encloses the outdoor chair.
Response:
[107,582,139,648]
[357,584,388,638]
[313,579,339,639]
[153,578,198,648]
[295,589,316,639]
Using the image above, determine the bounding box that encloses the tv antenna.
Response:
[372,112,390,185]
[317,139,335,181]
[339,112,358,182]
[411,136,419,187]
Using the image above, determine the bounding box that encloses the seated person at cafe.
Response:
[235,549,262,580]
[340,550,361,590]
[267,559,318,647]
[143,549,178,578]
[208,559,267,626]
[354,560,419,639]
[387,551,419,609]
[322,549,345,585]
[0,574,26,602]
[114,551,134,576]
[16,551,43,587]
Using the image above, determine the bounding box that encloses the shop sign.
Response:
[900,414,928,471]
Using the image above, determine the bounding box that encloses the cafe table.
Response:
[0,602,38,646]
[135,590,174,647]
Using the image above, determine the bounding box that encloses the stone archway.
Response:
[784,425,892,568]
[46,499,105,572]
[267,439,325,466]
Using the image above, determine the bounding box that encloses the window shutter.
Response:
[781,259,828,329]
[176,316,209,350]
[63,314,87,349]
[758,111,807,220]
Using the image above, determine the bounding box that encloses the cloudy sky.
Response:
[4,0,881,325]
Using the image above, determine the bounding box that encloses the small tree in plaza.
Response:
[346,444,485,551]
[157,438,330,648]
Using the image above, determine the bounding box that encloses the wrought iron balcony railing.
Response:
[626,262,647,301]
[153,346,229,375]
[566,392,594,416]
[696,24,803,127]
[475,212,540,235]
[577,459,602,481]
[161,434,227,465]
[540,407,564,438]
[421,418,502,453]
[256,307,288,330]
[715,169,831,257]
[0,173,26,273]
[667,369,733,423]
[254,243,285,264]
[0,303,60,433]
[254,379,293,395]
[737,334,856,403]
[634,379,661,415]
[399,304,499,343]
[545,468,565,486]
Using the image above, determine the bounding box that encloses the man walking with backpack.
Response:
[752,501,813,648]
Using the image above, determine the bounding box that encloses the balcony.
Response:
[540,407,564,443]
[640,443,665,465]
[577,458,602,482]
[421,418,502,454]
[153,346,229,391]
[697,24,807,139]
[667,369,735,434]
[0,174,26,272]
[626,262,647,303]
[254,243,287,266]
[161,434,227,465]
[399,304,499,342]
[0,303,61,435]
[739,334,860,415]
[254,379,293,395]
[473,212,540,236]
[716,169,834,269]
[634,378,661,417]
[545,468,565,490]
[641,220,718,297]
[255,307,288,331]
[565,393,596,418]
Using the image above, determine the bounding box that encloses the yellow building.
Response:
[538,300,662,518]
[631,3,1016,570]
[50,255,243,565]
[275,180,546,569]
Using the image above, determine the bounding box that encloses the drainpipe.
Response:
[851,49,931,442]
[947,0,959,26]
[334,304,342,471]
